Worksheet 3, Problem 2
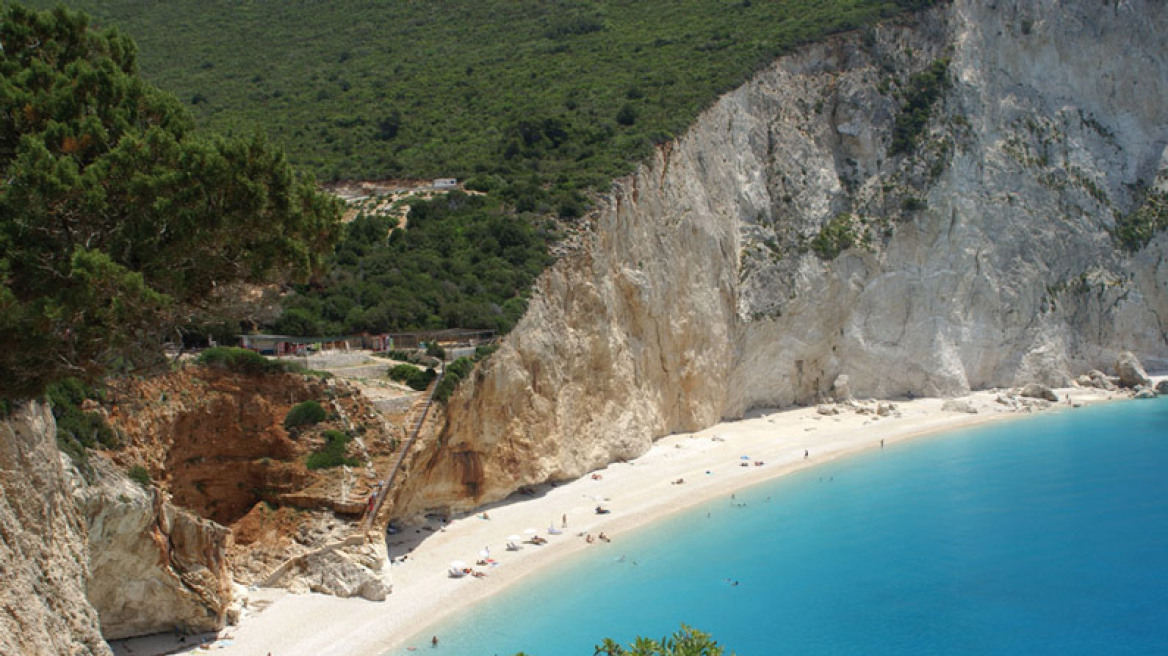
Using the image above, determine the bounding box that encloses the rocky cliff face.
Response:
[393,0,1168,515]
[72,458,233,640]
[0,402,112,656]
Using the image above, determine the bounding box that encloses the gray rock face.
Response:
[394,0,1168,514]
[1115,351,1153,389]
[0,402,112,656]
[1020,383,1059,403]
[1156,380,1168,395]
[72,458,233,640]
[830,374,854,403]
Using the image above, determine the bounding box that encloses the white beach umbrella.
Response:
[450,560,467,570]
[524,528,538,535]
[507,534,522,542]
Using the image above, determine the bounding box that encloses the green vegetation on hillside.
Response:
[0,5,342,399]
[34,0,927,202]
[1115,188,1168,252]
[306,429,359,470]
[284,400,327,431]
[45,377,118,473]
[889,57,950,155]
[4,1,942,370]
[275,191,553,335]
[387,363,437,391]
[810,212,859,259]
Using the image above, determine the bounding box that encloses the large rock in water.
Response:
[1116,352,1153,389]
[0,402,112,656]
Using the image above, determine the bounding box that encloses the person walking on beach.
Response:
[562,513,567,528]
[432,636,439,647]
[804,449,809,459]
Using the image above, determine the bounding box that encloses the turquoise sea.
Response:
[397,399,1168,655]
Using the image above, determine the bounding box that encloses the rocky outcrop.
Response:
[1076,369,1117,391]
[1115,351,1153,389]
[103,366,400,606]
[72,457,232,640]
[391,0,1168,515]
[0,402,112,656]
[267,539,390,601]
[1020,383,1058,403]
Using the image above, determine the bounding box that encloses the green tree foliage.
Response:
[592,625,727,656]
[306,429,359,470]
[433,356,475,404]
[27,0,926,196]
[45,377,118,472]
[0,4,341,399]
[196,347,298,376]
[277,192,551,335]
[284,400,327,430]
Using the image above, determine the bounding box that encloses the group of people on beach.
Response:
[585,532,610,544]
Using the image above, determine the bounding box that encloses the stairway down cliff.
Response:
[391,0,1168,516]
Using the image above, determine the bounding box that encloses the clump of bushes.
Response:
[890,58,950,156]
[810,213,858,260]
[388,364,437,391]
[285,400,327,430]
[383,349,441,368]
[306,430,360,470]
[196,347,295,375]
[47,378,120,473]
[434,356,475,403]
[127,465,152,488]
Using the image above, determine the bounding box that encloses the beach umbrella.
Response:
[479,548,490,560]
[450,560,466,570]
[524,528,538,535]
[740,455,751,460]
[507,534,522,542]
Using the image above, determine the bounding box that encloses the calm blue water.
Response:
[395,400,1168,655]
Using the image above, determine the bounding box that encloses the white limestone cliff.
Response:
[71,457,234,640]
[0,402,112,656]
[392,0,1168,515]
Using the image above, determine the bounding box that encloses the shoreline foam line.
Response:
[123,384,1144,656]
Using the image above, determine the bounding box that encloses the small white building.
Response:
[432,178,458,189]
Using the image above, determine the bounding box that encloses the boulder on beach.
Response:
[1020,383,1058,402]
[1115,352,1152,389]
[1077,369,1117,391]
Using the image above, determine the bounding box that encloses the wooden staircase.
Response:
[359,364,443,533]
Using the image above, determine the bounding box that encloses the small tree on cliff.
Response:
[0,4,341,399]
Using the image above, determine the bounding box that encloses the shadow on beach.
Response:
[384,482,559,561]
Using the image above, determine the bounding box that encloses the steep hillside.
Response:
[390,0,1168,515]
[34,0,919,186]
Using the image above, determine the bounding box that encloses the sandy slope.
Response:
[113,385,1134,656]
